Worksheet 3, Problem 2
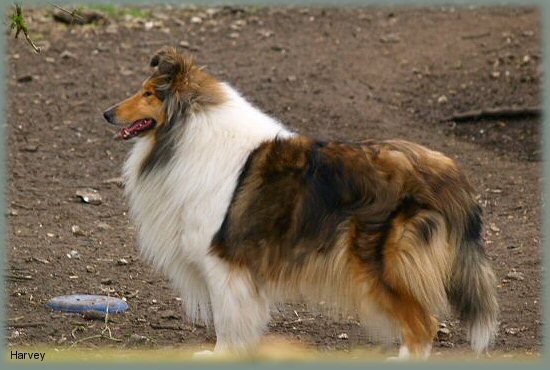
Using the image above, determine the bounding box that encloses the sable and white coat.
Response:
[103,47,498,358]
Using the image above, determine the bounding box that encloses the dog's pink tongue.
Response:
[120,119,153,140]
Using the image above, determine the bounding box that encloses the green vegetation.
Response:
[9,3,40,53]
[9,4,28,39]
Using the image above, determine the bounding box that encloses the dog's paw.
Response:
[192,350,215,359]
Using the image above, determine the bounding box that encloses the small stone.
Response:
[257,29,274,38]
[144,21,154,30]
[337,333,349,340]
[231,19,246,29]
[17,75,33,83]
[287,75,297,82]
[490,71,500,79]
[45,57,55,63]
[35,40,50,52]
[489,223,500,233]
[152,299,158,304]
[71,225,86,236]
[125,290,139,299]
[129,333,149,343]
[86,265,95,273]
[96,222,112,231]
[117,258,129,265]
[47,233,56,238]
[76,188,102,205]
[437,327,451,341]
[178,41,199,51]
[60,50,77,60]
[68,275,79,279]
[521,55,531,66]
[67,250,81,259]
[190,16,202,24]
[229,32,240,39]
[205,8,218,16]
[506,269,525,281]
[437,95,448,104]
[32,256,50,264]
[9,209,19,216]
[505,327,520,335]
[379,33,401,43]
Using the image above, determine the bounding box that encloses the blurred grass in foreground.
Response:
[5,335,541,364]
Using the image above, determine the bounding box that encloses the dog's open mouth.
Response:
[121,119,156,140]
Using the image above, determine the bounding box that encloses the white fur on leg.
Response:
[422,344,432,359]
[398,345,411,359]
[203,256,270,355]
[386,346,410,361]
[387,344,433,361]
[170,264,212,326]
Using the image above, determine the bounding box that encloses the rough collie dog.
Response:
[103,47,498,359]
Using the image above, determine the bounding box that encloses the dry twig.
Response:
[5,274,33,281]
[442,106,541,123]
[49,2,85,23]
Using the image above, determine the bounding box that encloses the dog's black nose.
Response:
[103,109,115,124]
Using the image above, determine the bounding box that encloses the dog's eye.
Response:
[143,91,153,97]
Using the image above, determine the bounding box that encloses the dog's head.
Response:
[103,47,226,140]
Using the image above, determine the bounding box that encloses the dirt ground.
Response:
[5,5,542,360]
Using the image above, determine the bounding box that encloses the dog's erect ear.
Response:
[150,53,161,68]
[150,47,181,77]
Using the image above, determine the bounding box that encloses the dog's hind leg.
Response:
[376,210,450,359]
[201,256,270,356]
[357,209,450,359]
[375,291,438,360]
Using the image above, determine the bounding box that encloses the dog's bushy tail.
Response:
[447,204,498,354]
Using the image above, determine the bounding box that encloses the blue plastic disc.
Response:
[47,294,128,314]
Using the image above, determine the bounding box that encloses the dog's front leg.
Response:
[200,256,271,357]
